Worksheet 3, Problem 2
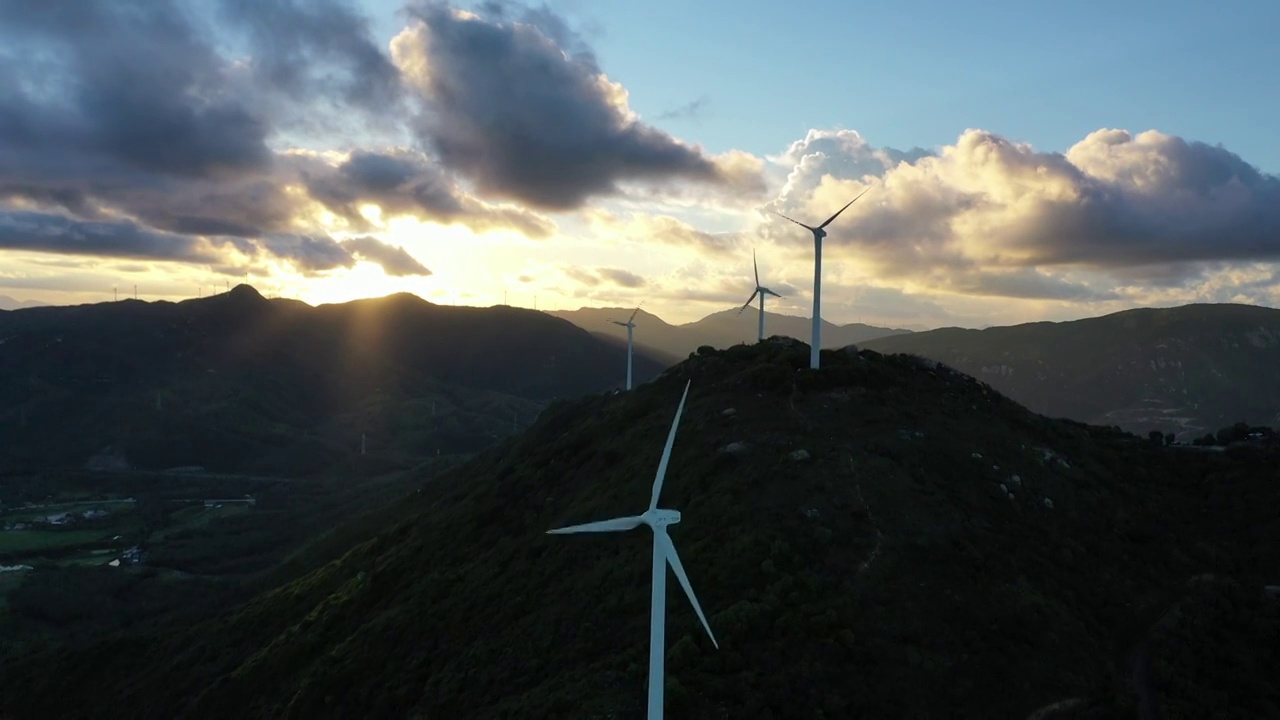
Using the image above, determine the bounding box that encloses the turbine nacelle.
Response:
[643,508,680,528]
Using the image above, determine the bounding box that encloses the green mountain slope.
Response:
[0,287,668,475]
[863,303,1280,441]
[3,341,1276,719]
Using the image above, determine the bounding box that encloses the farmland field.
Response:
[0,530,107,554]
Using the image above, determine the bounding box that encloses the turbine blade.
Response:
[628,306,640,324]
[649,379,691,510]
[817,187,870,229]
[753,248,760,287]
[771,211,815,232]
[763,288,783,298]
[737,290,758,315]
[657,532,718,648]
[547,515,644,534]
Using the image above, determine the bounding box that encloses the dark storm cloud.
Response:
[258,233,356,273]
[0,211,221,263]
[950,270,1121,301]
[0,0,271,178]
[396,2,749,209]
[218,0,402,112]
[342,236,432,276]
[299,150,556,237]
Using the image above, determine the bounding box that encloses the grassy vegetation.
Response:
[0,530,108,554]
[1,341,1275,719]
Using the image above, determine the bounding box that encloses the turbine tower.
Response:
[738,249,782,342]
[547,380,717,720]
[610,306,641,391]
[773,188,870,369]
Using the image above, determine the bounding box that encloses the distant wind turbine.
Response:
[773,188,870,369]
[547,380,717,720]
[737,249,783,342]
[610,306,641,391]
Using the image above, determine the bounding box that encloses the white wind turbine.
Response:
[773,187,870,369]
[610,306,641,391]
[737,248,783,342]
[547,379,717,720]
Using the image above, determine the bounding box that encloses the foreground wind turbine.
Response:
[547,380,717,720]
[737,248,783,342]
[610,306,641,390]
[773,188,870,369]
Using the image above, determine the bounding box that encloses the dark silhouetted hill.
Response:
[4,341,1275,718]
[864,303,1280,441]
[0,286,666,475]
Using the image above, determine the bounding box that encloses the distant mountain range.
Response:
[550,305,912,359]
[0,286,666,475]
[863,303,1280,440]
[0,295,48,311]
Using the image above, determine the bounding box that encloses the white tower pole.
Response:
[626,325,635,390]
[811,234,822,369]
[647,529,668,720]
[757,292,766,341]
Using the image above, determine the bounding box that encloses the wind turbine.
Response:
[737,249,783,342]
[547,380,716,720]
[773,188,870,369]
[610,306,641,391]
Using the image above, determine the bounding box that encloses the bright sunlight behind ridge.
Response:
[2,0,1279,330]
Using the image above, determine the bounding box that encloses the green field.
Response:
[0,571,28,611]
[151,504,252,542]
[0,530,107,554]
[0,500,136,524]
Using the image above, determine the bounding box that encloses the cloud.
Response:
[342,236,432,276]
[596,267,646,288]
[0,211,222,263]
[584,209,744,257]
[391,3,762,209]
[217,0,402,114]
[561,265,647,289]
[656,96,709,122]
[0,1,271,179]
[299,150,555,237]
[0,210,435,280]
[0,0,562,280]
[764,127,1280,299]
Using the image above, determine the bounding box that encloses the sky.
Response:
[1,0,1279,330]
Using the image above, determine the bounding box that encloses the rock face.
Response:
[864,303,1280,441]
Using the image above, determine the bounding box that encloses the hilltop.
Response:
[3,340,1275,719]
[0,286,667,475]
[550,305,911,359]
[863,303,1280,440]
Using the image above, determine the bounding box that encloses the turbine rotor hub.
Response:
[643,508,681,527]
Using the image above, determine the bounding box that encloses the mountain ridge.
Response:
[862,302,1280,440]
[0,286,668,475]
[4,340,1274,718]
[549,305,913,360]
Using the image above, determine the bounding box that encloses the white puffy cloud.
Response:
[759,127,1280,304]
